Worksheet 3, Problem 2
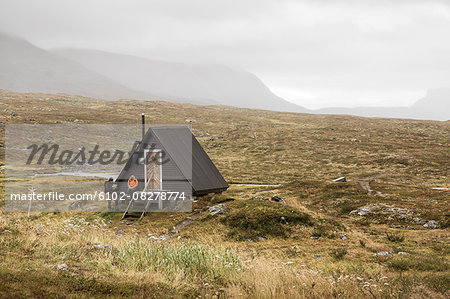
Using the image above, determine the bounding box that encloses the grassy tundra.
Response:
[0,89,449,298]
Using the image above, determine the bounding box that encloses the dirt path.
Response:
[357,173,389,195]
[170,211,204,234]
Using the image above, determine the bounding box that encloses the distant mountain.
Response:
[315,88,450,121]
[411,88,450,120]
[1,32,446,120]
[54,49,307,112]
[0,32,147,99]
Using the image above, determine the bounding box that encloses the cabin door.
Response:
[144,150,162,191]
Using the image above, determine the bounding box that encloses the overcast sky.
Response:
[1,0,449,108]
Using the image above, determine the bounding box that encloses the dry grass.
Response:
[0,89,449,298]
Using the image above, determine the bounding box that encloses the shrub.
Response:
[329,247,348,260]
[388,256,449,272]
[221,200,313,240]
[359,240,366,248]
[423,272,450,293]
[336,201,360,215]
[113,240,242,283]
[311,225,331,239]
[386,231,405,243]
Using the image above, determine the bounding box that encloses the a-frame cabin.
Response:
[105,124,228,215]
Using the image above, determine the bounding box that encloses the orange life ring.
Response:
[127,175,138,189]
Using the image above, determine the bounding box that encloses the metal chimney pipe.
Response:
[141,113,145,141]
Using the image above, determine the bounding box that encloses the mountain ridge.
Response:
[0,32,447,120]
[314,88,449,121]
[54,48,307,112]
[0,32,149,100]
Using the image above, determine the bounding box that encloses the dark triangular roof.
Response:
[116,125,228,195]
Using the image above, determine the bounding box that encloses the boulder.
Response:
[54,263,68,271]
[209,204,225,216]
[373,252,392,258]
[271,196,283,202]
[423,220,439,229]
[333,177,347,182]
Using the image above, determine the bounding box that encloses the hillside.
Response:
[54,49,307,111]
[0,32,148,100]
[315,88,450,121]
[0,90,449,298]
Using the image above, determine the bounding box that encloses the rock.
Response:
[251,196,269,201]
[311,254,322,258]
[209,204,225,216]
[350,206,373,216]
[54,263,68,271]
[69,201,82,210]
[185,119,196,123]
[373,252,392,258]
[271,196,286,204]
[340,234,347,240]
[423,220,439,229]
[333,177,347,182]
[271,196,283,202]
[280,216,288,225]
[86,205,99,211]
[397,252,408,255]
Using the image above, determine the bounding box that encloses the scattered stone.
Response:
[251,196,269,201]
[10,112,17,117]
[271,196,282,202]
[397,252,408,255]
[69,201,82,210]
[373,252,392,258]
[209,204,225,216]
[185,118,196,123]
[280,216,288,225]
[311,254,322,258]
[271,196,286,204]
[350,206,373,216]
[423,220,439,229]
[340,234,347,240]
[257,236,266,241]
[333,177,347,182]
[117,227,127,235]
[86,205,99,211]
[54,263,68,271]
[310,236,321,239]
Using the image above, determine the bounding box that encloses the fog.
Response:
[1,0,449,109]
